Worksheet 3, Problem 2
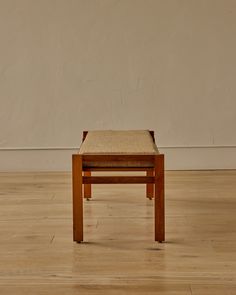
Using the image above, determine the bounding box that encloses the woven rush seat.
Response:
[79,130,159,168]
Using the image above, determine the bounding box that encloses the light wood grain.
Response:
[0,170,236,294]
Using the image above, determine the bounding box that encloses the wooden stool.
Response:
[72,130,165,242]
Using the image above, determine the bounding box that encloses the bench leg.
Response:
[154,155,165,242]
[72,154,83,242]
[146,169,154,199]
[84,171,92,200]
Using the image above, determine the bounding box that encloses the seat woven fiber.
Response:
[79,130,159,168]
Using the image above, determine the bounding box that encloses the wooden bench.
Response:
[72,130,165,242]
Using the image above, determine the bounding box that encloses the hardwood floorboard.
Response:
[0,171,235,294]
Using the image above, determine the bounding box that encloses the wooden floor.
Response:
[0,171,236,294]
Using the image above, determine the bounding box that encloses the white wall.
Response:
[0,0,236,171]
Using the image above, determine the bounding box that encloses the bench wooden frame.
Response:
[72,130,165,243]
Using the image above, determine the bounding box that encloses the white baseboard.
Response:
[0,147,235,171]
[160,146,236,170]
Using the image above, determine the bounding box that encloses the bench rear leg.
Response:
[146,169,154,199]
[84,171,92,200]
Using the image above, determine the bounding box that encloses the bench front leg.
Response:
[154,154,165,242]
[72,154,83,242]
